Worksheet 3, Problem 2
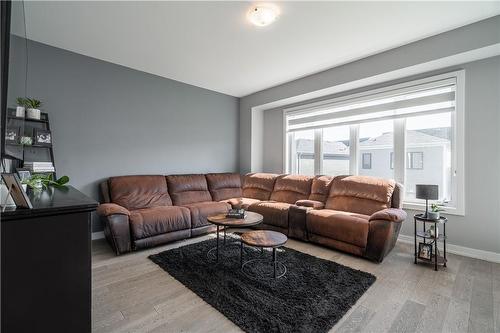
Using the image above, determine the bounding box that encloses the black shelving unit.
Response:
[414,213,447,271]
[4,108,56,177]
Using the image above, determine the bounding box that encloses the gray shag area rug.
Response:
[149,237,376,333]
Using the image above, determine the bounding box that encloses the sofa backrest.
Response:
[325,175,396,215]
[108,175,173,210]
[242,173,279,201]
[166,174,213,206]
[206,173,243,201]
[308,175,333,202]
[270,175,313,204]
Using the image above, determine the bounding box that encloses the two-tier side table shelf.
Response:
[414,213,447,271]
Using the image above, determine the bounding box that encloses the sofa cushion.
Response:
[309,175,333,202]
[108,175,173,211]
[242,173,279,200]
[182,201,231,228]
[129,206,191,240]
[307,209,370,248]
[166,174,213,206]
[224,197,261,209]
[269,175,313,204]
[247,201,291,229]
[325,175,396,215]
[206,173,243,201]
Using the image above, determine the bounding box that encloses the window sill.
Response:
[402,202,464,216]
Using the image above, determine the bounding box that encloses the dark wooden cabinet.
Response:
[1,186,97,333]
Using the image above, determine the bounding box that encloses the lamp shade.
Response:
[416,184,439,200]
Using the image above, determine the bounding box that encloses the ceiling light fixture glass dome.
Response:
[247,4,280,27]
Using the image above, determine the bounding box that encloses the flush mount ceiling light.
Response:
[247,4,280,27]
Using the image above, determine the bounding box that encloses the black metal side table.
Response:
[414,213,447,271]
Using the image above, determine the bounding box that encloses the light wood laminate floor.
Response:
[92,235,500,333]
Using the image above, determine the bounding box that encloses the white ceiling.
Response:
[17,1,500,97]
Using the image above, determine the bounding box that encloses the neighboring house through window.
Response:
[361,153,372,169]
[285,71,465,215]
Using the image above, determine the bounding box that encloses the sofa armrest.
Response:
[288,205,309,241]
[97,203,132,255]
[365,208,406,262]
[295,200,325,210]
[369,208,406,223]
[97,203,130,217]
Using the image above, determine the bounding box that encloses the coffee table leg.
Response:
[216,225,220,262]
[273,248,277,279]
[224,226,226,245]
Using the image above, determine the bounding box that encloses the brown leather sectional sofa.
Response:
[97,172,406,262]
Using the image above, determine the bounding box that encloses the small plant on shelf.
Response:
[15,97,28,117]
[25,98,43,120]
[16,97,28,107]
[428,203,445,219]
[25,98,42,109]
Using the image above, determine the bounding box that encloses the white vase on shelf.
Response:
[26,108,41,120]
[15,106,25,118]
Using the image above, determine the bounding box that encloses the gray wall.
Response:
[242,17,500,255]
[9,37,239,231]
[241,15,500,173]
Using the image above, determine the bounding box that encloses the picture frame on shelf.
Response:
[34,128,52,147]
[1,174,33,209]
[5,127,20,144]
[16,168,31,182]
[418,242,432,261]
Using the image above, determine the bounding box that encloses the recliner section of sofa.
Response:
[247,174,313,234]
[97,172,406,262]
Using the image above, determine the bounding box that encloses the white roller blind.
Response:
[286,78,456,132]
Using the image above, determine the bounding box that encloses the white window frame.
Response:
[284,70,465,216]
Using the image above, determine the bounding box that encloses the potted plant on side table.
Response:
[428,203,445,220]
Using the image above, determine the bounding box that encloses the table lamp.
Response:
[416,184,438,218]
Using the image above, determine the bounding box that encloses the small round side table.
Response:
[414,213,447,271]
[240,230,287,279]
[206,212,263,262]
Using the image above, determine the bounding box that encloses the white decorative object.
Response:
[15,106,25,118]
[26,108,41,120]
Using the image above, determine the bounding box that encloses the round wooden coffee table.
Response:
[207,211,263,262]
[240,230,288,279]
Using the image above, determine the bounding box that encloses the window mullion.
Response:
[314,129,323,175]
[349,125,359,175]
[393,119,406,185]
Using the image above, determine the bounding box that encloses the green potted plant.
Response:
[15,97,27,117]
[428,203,445,220]
[22,174,70,190]
[25,98,42,120]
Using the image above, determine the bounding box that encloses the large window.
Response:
[285,71,464,214]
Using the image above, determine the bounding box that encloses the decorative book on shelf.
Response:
[3,108,56,177]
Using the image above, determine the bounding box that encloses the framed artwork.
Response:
[1,173,32,209]
[418,242,432,261]
[34,128,52,146]
[5,127,20,143]
[16,168,31,182]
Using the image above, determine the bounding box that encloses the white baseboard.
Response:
[398,234,500,264]
[92,231,105,240]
